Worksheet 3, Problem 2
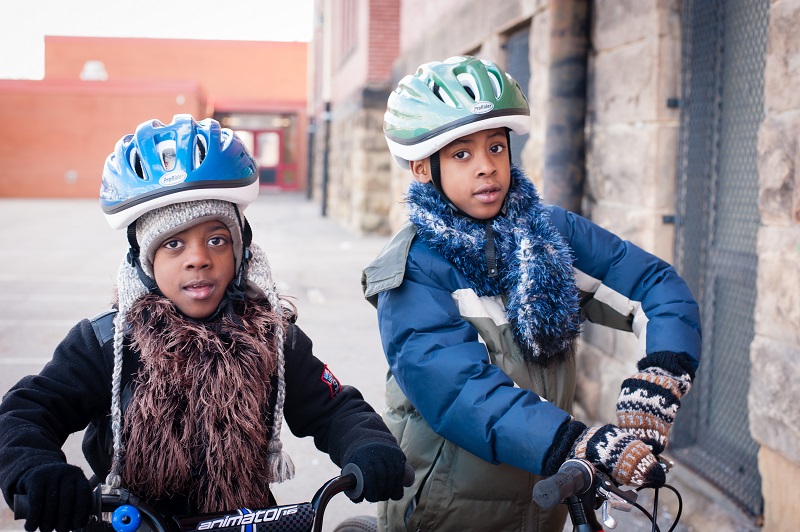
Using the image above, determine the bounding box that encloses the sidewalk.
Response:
[0,192,391,531]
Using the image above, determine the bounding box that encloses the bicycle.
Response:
[13,463,414,532]
[533,458,683,532]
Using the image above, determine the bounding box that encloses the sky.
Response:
[0,0,314,80]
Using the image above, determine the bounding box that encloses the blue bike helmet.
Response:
[100,114,259,230]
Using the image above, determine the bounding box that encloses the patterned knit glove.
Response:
[570,424,665,488]
[616,352,695,455]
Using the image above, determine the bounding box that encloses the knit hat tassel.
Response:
[267,440,295,482]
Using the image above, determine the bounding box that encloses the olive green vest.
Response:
[363,225,577,532]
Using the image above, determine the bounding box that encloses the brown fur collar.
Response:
[121,294,281,512]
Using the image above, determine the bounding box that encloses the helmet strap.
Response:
[228,206,253,301]
[428,151,462,216]
[506,129,513,166]
[126,222,161,293]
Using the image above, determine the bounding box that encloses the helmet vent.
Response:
[155,139,177,171]
[221,129,235,151]
[456,73,479,101]
[129,149,145,179]
[488,72,502,99]
[430,82,457,108]
[194,134,208,169]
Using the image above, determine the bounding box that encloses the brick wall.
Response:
[0,80,204,197]
[313,0,399,232]
[0,37,308,198]
[367,0,400,85]
[45,37,307,104]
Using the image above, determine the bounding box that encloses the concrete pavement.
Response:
[0,191,391,531]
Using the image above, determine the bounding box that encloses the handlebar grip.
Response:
[342,462,365,500]
[532,459,594,509]
[13,494,29,520]
[402,463,415,487]
[341,462,416,500]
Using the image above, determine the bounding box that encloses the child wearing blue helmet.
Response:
[0,115,408,532]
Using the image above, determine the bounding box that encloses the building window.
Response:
[335,0,358,66]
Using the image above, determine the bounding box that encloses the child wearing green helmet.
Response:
[363,56,701,531]
[0,115,408,532]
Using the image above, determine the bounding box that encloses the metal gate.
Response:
[670,0,769,519]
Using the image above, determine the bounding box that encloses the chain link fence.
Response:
[671,0,769,519]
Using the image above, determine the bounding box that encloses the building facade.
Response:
[309,0,800,529]
[0,36,308,197]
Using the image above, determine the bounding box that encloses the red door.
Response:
[253,129,299,190]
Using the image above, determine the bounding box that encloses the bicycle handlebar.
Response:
[341,462,415,501]
[532,458,594,509]
[533,458,686,532]
[14,462,415,532]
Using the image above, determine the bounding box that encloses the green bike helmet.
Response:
[384,56,531,168]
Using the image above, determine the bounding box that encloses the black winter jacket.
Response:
[0,311,395,515]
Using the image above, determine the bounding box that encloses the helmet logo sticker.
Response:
[470,101,494,115]
[159,171,188,186]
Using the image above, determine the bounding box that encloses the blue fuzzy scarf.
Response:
[405,166,582,363]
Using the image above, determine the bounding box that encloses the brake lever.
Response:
[593,471,639,529]
[594,470,638,507]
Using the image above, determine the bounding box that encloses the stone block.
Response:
[755,226,800,345]
[590,200,675,260]
[577,324,642,424]
[592,0,680,122]
[597,353,629,423]
[591,40,658,124]
[757,112,799,225]
[748,335,800,463]
[574,342,624,424]
[764,0,800,113]
[611,327,642,365]
[524,11,550,185]
[592,0,661,51]
[654,124,679,209]
[759,445,800,532]
[580,320,616,355]
[574,342,603,420]
[586,124,658,206]
[655,34,682,123]
[589,201,653,249]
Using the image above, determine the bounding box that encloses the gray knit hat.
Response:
[105,199,295,488]
[135,199,245,278]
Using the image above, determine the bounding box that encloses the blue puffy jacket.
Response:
[362,205,700,531]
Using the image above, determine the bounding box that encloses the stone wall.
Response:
[576,0,682,421]
[324,88,394,235]
[750,0,800,529]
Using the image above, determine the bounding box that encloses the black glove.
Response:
[17,463,92,532]
[345,441,407,503]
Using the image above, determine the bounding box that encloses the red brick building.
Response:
[308,0,400,233]
[0,36,308,197]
